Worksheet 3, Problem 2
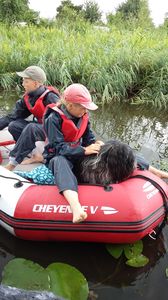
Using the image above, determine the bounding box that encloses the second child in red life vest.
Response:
[0,65,60,141]
[43,83,104,223]
[4,66,60,169]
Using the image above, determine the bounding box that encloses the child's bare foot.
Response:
[63,190,88,223]
[5,164,15,171]
[21,154,44,165]
[72,209,87,223]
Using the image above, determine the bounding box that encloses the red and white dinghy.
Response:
[0,165,168,243]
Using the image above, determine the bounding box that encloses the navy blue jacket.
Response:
[43,105,96,162]
[0,86,59,130]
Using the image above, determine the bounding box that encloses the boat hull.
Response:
[0,166,167,243]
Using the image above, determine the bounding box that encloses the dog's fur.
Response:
[75,140,135,185]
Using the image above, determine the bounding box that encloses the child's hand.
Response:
[95,140,104,146]
[84,143,101,155]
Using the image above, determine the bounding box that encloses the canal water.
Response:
[0,91,168,300]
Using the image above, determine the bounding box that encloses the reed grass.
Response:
[0,22,168,108]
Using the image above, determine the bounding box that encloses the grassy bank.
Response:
[0,22,168,108]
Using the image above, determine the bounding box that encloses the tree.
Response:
[137,0,153,27]
[56,0,102,24]
[0,0,39,24]
[107,0,153,28]
[83,1,102,23]
[161,12,168,28]
[23,9,39,24]
[56,0,83,21]
[117,0,140,19]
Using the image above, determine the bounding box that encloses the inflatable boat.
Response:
[0,165,168,243]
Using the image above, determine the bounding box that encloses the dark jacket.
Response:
[43,104,96,162]
[0,86,59,130]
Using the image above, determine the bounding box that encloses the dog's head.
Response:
[78,140,135,184]
[100,140,135,182]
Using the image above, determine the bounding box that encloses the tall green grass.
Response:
[0,22,168,108]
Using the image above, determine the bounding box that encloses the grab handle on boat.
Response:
[14,181,23,188]
[148,229,157,240]
[104,185,113,192]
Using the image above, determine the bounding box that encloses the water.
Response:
[0,92,168,299]
[91,103,168,160]
[0,226,168,300]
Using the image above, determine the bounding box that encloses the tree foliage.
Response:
[56,0,83,20]
[56,0,102,24]
[137,0,153,27]
[107,0,153,28]
[162,12,168,29]
[0,0,39,24]
[83,1,102,23]
[117,0,140,19]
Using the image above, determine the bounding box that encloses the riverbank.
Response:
[0,23,168,108]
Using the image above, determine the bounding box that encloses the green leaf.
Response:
[2,259,89,300]
[126,254,149,267]
[2,258,49,291]
[105,244,124,259]
[124,240,143,259]
[47,262,89,300]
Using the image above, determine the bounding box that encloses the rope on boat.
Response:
[0,174,30,187]
[129,174,168,239]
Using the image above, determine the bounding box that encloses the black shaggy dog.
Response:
[75,139,136,185]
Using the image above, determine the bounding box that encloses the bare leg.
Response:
[21,153,44,165]
[149,166,168,179]
[9,123,45,164]
[5,163,15,171]
[63,190,87,223]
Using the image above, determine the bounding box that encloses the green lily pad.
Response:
[124,240,143,259]
[2,259,89,300]
[106,244,124,259]
[2,258,49,290]
[126,254,149,267]
[47,262,89,300]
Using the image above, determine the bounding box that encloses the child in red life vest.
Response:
[0,66,59,141]
[4,66,60,170]
[43,83,104,223]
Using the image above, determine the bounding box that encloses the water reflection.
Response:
[91,103,168,159]
[0,91,20,115]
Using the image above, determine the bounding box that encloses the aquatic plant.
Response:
[106,240,149,267]
[0,22,168,108]
[2,258,89,300]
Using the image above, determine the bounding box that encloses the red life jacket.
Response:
[24,86,60,124]
[47,103,89,144]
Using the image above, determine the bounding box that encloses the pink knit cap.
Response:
[63,83,98,110]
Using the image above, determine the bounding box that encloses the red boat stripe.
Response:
[0,206,164,233]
